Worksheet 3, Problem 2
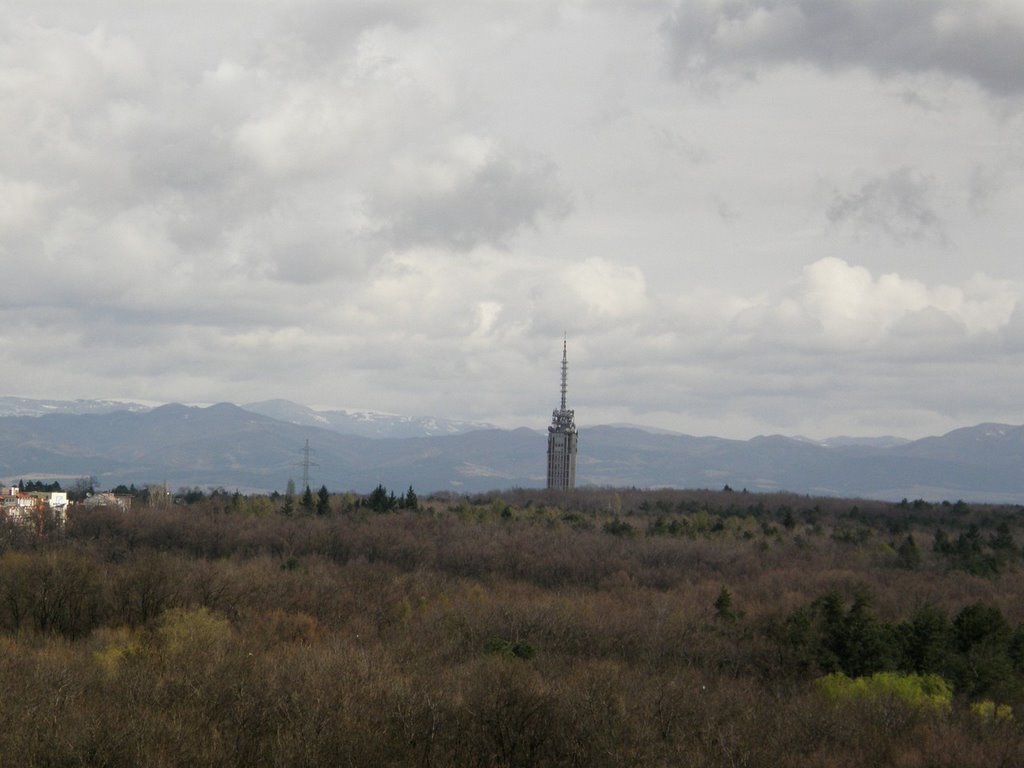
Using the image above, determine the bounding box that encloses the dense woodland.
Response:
[3,484,1024,766]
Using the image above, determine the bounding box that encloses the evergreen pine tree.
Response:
[301,486,315,514]
[316,485,330,516]
[714,586,736,623]
[897,534,921,569]
[367,484,389,512]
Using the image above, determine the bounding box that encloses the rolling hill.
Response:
[0,399,1021,501]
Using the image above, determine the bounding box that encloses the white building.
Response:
[81,492,132,511]
[1,487,68,530]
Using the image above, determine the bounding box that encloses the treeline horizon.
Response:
[3,485,1024,766]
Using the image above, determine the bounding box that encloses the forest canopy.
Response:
[2,486,1024,766]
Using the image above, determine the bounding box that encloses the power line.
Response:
[295,439,319,491]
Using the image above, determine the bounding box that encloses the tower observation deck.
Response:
[546,338,578,490]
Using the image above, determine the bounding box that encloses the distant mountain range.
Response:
[241,399,495,438]
[0,398,1022,502]
[0,396,153,418]
[0,396,492,438]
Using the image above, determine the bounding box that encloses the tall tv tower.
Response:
[546,337,578,490]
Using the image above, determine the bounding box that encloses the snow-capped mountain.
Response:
[241,399,495,438]
[0,397,153,418]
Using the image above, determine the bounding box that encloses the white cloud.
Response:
[764,257,1018,344]
[562,258,649,320]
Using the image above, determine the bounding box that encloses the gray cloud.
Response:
[0,6,569,297]
[827,168,945,244]
[380,151,571,251]
[273,1,422,68]
[665,0,1024,96]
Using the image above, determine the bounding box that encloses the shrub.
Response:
[815,671,952,711]
[602,518,634,537]
[485,637,537,660]
[971,699,1013,722]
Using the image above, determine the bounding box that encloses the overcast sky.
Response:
[3,0,1024,439]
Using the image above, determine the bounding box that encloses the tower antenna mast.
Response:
[560,336,568,411]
